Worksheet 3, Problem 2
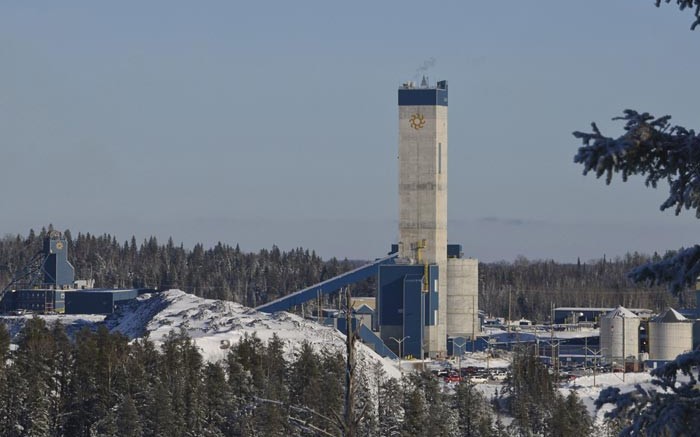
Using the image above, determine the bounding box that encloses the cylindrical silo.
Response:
[446,258,478,337]
[600,306,640,365]
[648,307,693,361]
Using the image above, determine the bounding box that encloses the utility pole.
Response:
[622,314,626,383]
[551,302,555,371]
[343,286,356,437]
[507,287,512,332]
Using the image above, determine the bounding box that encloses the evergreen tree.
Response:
[151,381,178,437]
[226,348,255,435]
[416,371,456,437]
[401,380,429,437]
[255,334,290,436]
[454,382,494,437]
[318,349,344,430]
[1,365,29,437]
[504,345,557,436]
[202,362,233,437]
[116,395,144,437]
[64,328,100,437]
[48,321,72,437]
[377,377,402,437]
[289,341,324,429]
[547,391,592,437]
[0,322,9,364]
[14,317,54,437]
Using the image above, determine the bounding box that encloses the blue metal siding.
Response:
[65,292,115,314]
[447,244,463,258]
[403,275,424,358]
[398,88,448,106]
[378,264,424,327]
[424,265,439,326]
[42,238,75,287]
[64,289,139,314]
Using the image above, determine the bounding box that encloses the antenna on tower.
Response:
[421,75,428,88]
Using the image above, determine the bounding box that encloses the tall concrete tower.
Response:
[398,79,449,353]
[378,79,478,359]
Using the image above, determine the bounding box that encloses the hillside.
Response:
[2,289,401,380]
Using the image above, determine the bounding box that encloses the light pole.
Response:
[583,346,600,386]
[453,338,467,381]
[390,336,410,373]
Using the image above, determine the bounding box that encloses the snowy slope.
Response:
[108,289,402,379]
[0,289,402,380]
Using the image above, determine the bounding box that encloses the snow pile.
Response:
[108,289,401,379]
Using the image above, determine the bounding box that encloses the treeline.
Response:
[479,254,684,322]
[0,320,598,437]
[0,227,368,308]
[0,227,687,320]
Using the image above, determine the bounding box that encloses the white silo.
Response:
[648,307,693,361]
[600,306,640,365]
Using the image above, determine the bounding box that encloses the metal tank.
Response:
[648,307,693,361]
[600,306,640,365]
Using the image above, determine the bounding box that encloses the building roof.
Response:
[602,305,639,319]
[651,307,690,323]
[353,304,374,314]
[555,306,651,313]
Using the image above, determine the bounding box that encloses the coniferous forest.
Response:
[0,319,595,437]
[0,228,682,321]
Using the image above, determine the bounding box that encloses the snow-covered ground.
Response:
[1,289,401,380]
[1,289,665,411]
[560,371,655,427]
[110,289,401,379]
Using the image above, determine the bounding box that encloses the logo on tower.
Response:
[409,113,426,130]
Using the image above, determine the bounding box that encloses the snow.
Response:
[110,289,402,380]
[558,371,661,429]
[0,289,403,380]
[483,326,600,340]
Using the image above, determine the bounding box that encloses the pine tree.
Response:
[202,362,232,437]
[417,371,456,437]
[64,328,100,437]
[547,391,593,437]
[289,341,324,428]
[1,365,29,437]
[254,334,290,436]
[505,345,557,436]
[377,377,402,437]
[151,381,178,437]
[225,349,254,435]
[48,321,72,437]
[116,395,144,437]
[455,382,494,437]
[401,380,428,437]
[0,322,9,364]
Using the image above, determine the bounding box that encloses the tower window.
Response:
[438,143,442,174]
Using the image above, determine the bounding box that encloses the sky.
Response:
[1,1,699,262]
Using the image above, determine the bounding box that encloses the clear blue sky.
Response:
[1,1,698,262]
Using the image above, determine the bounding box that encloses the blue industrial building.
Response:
[377,263,439,359]
[255,80,480,359]
[65,289,140,314]
[1,231,140,315]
